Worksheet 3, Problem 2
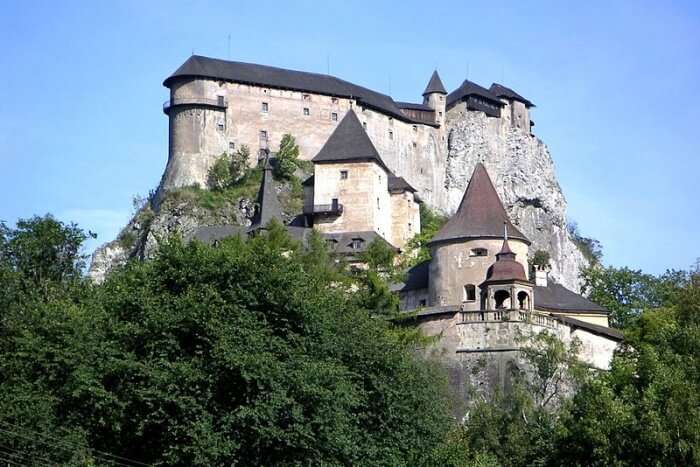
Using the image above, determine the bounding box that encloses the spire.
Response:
[497,222,516,261]
[248,154,283,232]
[428,163,530,246]
[422,70,447,96]
[312,110,388,170]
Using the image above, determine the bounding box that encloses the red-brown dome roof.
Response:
[485,259,527,282]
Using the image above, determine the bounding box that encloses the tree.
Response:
[568,220,603,264]
[274,134,300,180]
[206,146,252,191]
[400,204,447,268]
[0,221,453,466]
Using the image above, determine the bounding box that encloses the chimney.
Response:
[535,267,548,287]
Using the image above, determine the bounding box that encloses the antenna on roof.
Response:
[504,221,508,242]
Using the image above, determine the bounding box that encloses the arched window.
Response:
[517,291,530,310]
[463,284,476,302]
[494,290,510,309]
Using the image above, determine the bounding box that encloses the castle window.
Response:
[412,141,417,148]
[303,107,310,116]
[363,122,367,131]
[351,238,364,250]
[463,284,476,302]
[419,299,427,307]
[302,94,311,101]
[217,95,225,106]
[470,248,488,257]
[217,119,225,131]
[495,290,510,309]
[259,130,268,148]
[261,102,268,112]
[408,222,412,232]
[440,96,444,101]
[331,112,338,121]
[412,125,417,132]
[517,291,530,310]
[389,117,393,125]
[377,197,380,209]
[331,97,338,104]
[439,111,443,118]
[325,239,338,249]
[388,130,393,140]
[340,170,348,180]
[229,142,235,151]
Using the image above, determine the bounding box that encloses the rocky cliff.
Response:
[443,109,588,292]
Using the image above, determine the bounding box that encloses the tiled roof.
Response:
[446,79,503,108]
[165,55,423,123]
[388,174,417,193]
[187,225,245,244]
[489,83,535,108]
[312,110,389,171]
[534,280,608,313]
[396,101,434,111]
[429,163,529,245]
[322,230,396,255]
[555,315,623,341]
[422,70,447,95]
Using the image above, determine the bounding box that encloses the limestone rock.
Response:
[443,109,588,291]
[87,241,130,284]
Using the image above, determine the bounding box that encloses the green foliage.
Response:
[400,204,447,268]
[531,250,551,269]
[206,146,251,192]
[556,275,700,466]
[0,218,453,465]
[359,237,397,272]
[274,134,300,180]
[117,230,137,250]
[568,220,603,264]
[580,265,690,328]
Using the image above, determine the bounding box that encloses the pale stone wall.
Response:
[428,238,529,309]
[499,99,530,132]
[312,162,392,239]
[389,191,420,249]
[163,77,448,209]
[423,92,446,126]
[547,312,610,327]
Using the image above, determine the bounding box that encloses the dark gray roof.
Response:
[489,83,535,108]
[322,230,396,255]
[388,174,417,193]
[429,163,529,245]
[534,280,608,314]
[447,79,504,108]
[422,70,447,95]
[395,260,429,292]
[396,101,434,112]
[248,157,283,232]
[312,110,389,170]
[301,175,314,186]
[188,225,245,245]
[165,55,421,124]
[555,315,623,341]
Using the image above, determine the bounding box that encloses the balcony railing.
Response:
[303,203,344,216]
[459,309,560,330]
[163,97,228,114]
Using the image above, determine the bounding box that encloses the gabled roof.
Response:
[388,174,417,193]
[164,55,423,124]
[555,315,623,341]
[322,230,396,255]
[248,157,283,232]
[312,110,389,171]
[447,79,504,108]
[422,70,447,95]
[534,280,608,314]
[429,164,529,245]
[489,83,535,108]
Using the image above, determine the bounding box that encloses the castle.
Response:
[159,55,622,382]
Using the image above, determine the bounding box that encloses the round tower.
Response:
[161,56,230,190]
[426,163,530,310]
[422,70,447,126]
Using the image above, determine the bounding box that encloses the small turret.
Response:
[422,70,447,125]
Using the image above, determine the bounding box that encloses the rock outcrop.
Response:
[443,109,588,292]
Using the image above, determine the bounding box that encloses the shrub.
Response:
[274,133,300,180]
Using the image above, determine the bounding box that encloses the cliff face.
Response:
[443,108,588,292]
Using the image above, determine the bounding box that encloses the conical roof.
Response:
[428,163,529,245]
[422,70,447,95]
[312,110,388,170]
[248,156,283,232]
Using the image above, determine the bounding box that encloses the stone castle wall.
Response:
[158,75,589,291]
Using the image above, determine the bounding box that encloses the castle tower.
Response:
[480,227,534,311]
[309,110,394,241]
[422,70,447,125]
[427,163,530,310]
[489,83,535,133]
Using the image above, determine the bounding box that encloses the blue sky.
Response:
[1,0,698,274]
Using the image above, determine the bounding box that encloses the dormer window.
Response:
[470,248,488,257]
[302,94,311,101]
[351,238,364,250]
[325,239,338,249]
